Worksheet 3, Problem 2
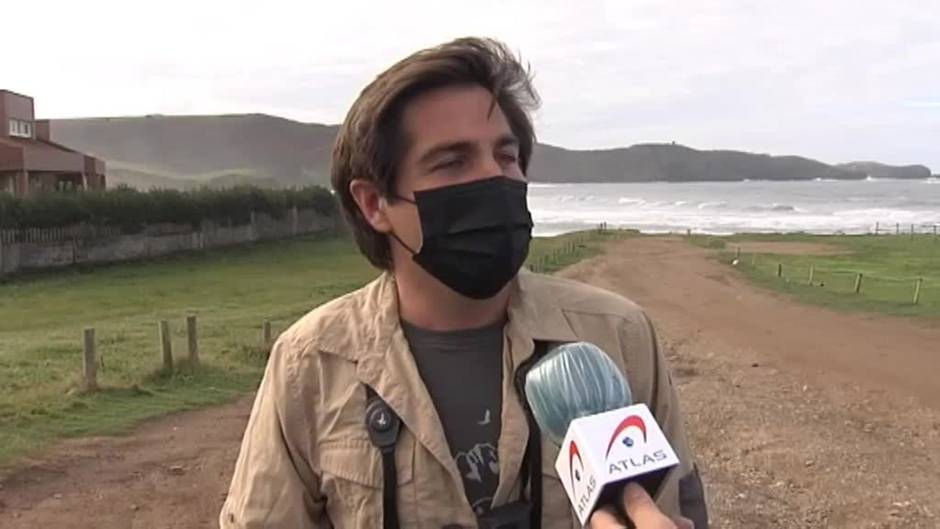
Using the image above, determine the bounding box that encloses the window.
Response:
[8,119,33,138]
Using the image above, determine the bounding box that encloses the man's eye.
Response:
[498,152,519,164]
[433,158,463,171]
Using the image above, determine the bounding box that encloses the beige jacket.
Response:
[221,269,699,528]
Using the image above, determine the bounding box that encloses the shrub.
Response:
[0,185,337,231]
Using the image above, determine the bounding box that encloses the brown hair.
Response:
[331,37,540,269]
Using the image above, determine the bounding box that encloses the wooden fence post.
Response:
[776,263,783,277]
[808,264,815,285]
[910,224,915,241]
[159,320,173,370]
[913,278,923,305]
[734,246,741,260]
[186,315,199,365]
[83,328,98,391]
[854,273,864,294]
[875,222,880,235]
[263,320,273,344]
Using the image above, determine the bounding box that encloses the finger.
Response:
[589,505,627,529]
[622,483,675,527]
[672,516,695,529]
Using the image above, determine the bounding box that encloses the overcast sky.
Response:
[4,0,938,171]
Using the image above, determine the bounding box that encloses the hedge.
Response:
[0,185,337,232]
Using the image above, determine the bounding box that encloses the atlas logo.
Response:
[604,414,648,458]
[604,414,668,474]
[568,440,584,486]
[567,439,597,516]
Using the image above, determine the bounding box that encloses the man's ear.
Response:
[349,179,392,233]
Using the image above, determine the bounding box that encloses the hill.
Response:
[836,161,932,180]
[47,114,336,189]
[47,114,931,188]
[528,143,867,182]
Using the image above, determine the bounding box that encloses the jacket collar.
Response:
[313,268,578,361]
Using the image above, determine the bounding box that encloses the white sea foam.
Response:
[527,180,940,236]
[617,197,645,205]
[747,203,799,212]
[697,201,727,209]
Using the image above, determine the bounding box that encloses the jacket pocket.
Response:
[319,439,414,528]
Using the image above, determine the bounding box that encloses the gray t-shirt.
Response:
[402,320,504,517]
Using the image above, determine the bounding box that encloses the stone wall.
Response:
[0,208,333,277]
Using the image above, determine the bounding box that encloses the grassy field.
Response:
[0,230,614,468]
[690,233,940,317]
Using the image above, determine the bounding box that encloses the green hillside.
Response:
[47,114,933,188]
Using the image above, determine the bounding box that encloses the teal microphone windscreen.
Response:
[524,341,633,446]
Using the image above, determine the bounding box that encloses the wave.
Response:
[861,175,937,182]
[617,198,702,208]
[813,177,840,182]
[530,183,571,188]
[617,197,646,205]
[697,201,727,209]
[555,195,599,203]
[747,203,800,212]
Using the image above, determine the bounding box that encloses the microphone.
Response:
[524,342,679,526]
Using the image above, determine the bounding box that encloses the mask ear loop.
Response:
[384,193,419,255]
[388,230,418,255]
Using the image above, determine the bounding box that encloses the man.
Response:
[221,37,708,529]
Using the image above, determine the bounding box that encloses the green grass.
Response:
[0,230,612,468]
[526,228,637,274]
[0,234,373,468]
[687,234,728,250]
[703,233,940,318]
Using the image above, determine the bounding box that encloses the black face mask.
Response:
[390,176,533,300]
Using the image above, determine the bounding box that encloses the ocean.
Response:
[529,178,940,236]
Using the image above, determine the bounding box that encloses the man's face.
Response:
[383,84,525,263]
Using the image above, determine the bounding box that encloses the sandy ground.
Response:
[2,236,939,528]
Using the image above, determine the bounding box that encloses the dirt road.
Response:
[558,237,940,528]
[2,236,939,528]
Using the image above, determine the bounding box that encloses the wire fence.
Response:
[742,254,930,306]
[872,222,939,238]
[527,222,621,274]
[77,315,277,392]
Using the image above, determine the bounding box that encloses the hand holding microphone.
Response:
[524,342,689,528]
[591,483,693,529]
